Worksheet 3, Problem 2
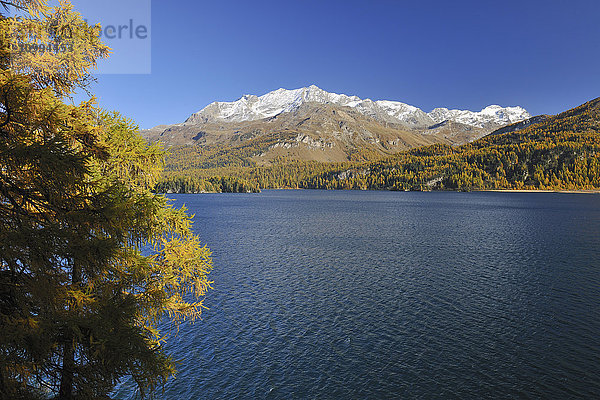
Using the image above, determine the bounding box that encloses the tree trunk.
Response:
[58,262,80,399]
[58,340,75,399]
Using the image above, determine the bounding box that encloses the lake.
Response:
[113,190,600,399]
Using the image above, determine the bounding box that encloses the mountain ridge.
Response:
[185,85,531,129]
[142,86,533,166]
[147,102,440,167]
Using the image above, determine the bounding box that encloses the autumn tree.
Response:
[0,1,212,398]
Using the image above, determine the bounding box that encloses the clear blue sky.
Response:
[73,0,600,129]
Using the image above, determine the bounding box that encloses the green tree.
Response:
[0,1,212,398]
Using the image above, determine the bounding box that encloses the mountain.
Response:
[141,86,531,165]
[155,96,600,193]
[186,85,530,128]
[145,102,439,168]
[300,97,600,191]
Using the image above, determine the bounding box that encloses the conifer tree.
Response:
[0,1,213,398]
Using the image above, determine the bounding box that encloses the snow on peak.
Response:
[186,86,531,128]
[429,105,531,128]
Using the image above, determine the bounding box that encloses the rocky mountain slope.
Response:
[297,97,600,191]
[487,115,551,136]
[141,86,532,165]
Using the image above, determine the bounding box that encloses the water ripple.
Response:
[112,191,600,399]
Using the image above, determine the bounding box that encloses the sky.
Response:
[70,0,600,129]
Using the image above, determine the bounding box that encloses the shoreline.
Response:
[163,188,600,194]
[482,189,600,194]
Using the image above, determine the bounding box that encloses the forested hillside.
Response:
[156,98,600,192]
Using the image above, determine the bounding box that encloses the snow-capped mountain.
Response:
[186,85,362,124]
[186,85,531,128]
[141,85,535,165]
[428,105,531,128]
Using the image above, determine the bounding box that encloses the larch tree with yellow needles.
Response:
[0,1,213,399]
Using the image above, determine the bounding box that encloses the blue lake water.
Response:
[113,190,600,399]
